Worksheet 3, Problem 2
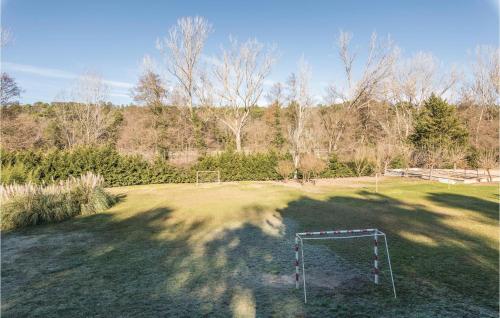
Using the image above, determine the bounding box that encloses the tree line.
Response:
[1,18,499,180]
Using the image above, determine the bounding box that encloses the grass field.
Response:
[1,177,498,317]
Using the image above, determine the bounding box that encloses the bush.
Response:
[478,149,498,181]
[300,154,327,183]
[195,151,282,181]
[466,147,480,169]
[1,172,115,230]
[389,156,405,169]
[2,147,287,185]
[349,147,375,177]
[1,162,30,184]
[1,147,364,186]
[276,160,295,181]
[321,154,354,178]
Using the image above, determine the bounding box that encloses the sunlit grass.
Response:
[2,177,498,317]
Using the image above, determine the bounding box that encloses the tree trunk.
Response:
[293,152,300,180]
[235,129,242,152]
[475,106,485,147]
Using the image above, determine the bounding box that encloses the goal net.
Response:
[294,228,396,303]
[196,170,221,186]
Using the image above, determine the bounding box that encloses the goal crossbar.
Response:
[295,228,396,303]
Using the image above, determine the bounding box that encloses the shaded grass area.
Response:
[1,178,498,317]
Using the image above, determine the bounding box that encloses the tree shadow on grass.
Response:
[278,190,499,316]
[2,189,498,317]
[426,192,498,222]
[1,204,306,317]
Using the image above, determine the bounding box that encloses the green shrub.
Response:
[1,172,115,230]
[322,154,354,178]
[389,156,405,169]
[1,163,30,184]
[347,160,375,176]
[1,147,361,186]
[195,151,282,181]
[466,147,480,169]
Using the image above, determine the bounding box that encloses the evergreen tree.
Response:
[410,94,468,149]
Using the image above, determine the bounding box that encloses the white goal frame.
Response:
[295,228,396,303]
[196,170,221,186]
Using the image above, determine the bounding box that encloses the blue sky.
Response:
[2,0,498,105]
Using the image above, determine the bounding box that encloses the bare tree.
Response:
[391,52,459,107]
[156,16,213,113]
[375,139,397,175]
[132,60,170,157]
[288,58,313,178]
[418,146,445,180]
[400,143,415,177]
[55,104,79,148]
[133,72,168,109]
[300,153,327,183]
[463,46,500,146]
[388,52,460,140]
[1,73,21,106]
[212,37,277,152]
[447,146,467,172]
[276,160,294,182]
[327,31,398,147]
[1,29,21,106]
[373,140,398,192]
[63,72,115,146]
[478,149,498,182]
[317,103,345,153]
[1,27,12,47]
[352,146,374,177]
[266,82,285,106]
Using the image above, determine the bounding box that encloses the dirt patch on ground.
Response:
[268,181,328,193]
[269,176,386,190]
[314,176,384,187]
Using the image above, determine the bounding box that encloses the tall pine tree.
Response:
[410,94,468,149]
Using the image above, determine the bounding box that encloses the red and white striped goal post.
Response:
[294,228,397,303]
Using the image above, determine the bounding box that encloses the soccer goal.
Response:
[196,170,221,186]
[294,228,396,303]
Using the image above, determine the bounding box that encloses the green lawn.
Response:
[1,178,498,317]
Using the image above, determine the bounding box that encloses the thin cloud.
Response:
[3,62,74,79]
[110,92,132,98]
[3,62,133,89]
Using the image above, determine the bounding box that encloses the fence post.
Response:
[295,236,299,289]
[374,232,379,284]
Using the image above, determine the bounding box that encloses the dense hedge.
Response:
[1,147,376,186]
[196,151,283,181]
[1,147,191,186]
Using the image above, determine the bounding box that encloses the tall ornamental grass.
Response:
[1,172,115,230]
